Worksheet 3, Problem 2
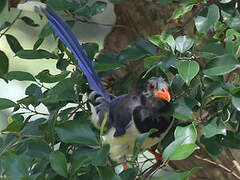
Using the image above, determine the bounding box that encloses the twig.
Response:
[64,11,127,28]
[20,105,49,116]
[194,155,240,180]
[0,11,22,38]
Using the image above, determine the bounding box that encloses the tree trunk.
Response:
[102,0,240,179]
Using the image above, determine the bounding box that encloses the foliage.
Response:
[0,0,240,179]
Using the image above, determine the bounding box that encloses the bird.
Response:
[17,1,173,167]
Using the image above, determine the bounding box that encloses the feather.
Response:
[17,2,110,101]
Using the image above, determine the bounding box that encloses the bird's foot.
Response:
[147,148,162,161]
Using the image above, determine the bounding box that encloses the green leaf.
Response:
[149,34,175,53]
[197,42,227,57]
[175,36,194,53]
[173,97,199,121]
[82,42,99,59]
[98,167,121,180]
[74,6,92,18]
[1,152,30,180]
[195,4,220,33]
[232,93,240,111]
[119,168,138,180]
[170,74,187,96]
[219,131,240,149]
[174,124,197,144]
[71,144,110,166]
[24,139,51,158]
[163,124,199,161]
[49,151,68,178]
[144,56,176,72]
[108,0,126,4]
[35,70,70,83]
[0,50,9,77]
[95,53,122,71]
[168,143,199,160]
[56,120,98,146]
[1,153,29,180]
[203,117,226,138]
[224,29,240,56]
[5,34,23,53]
[4,71,35,81]
[33,38,44,50]
[133,129,158,160]
[70,156,88,176]
[150,167,200,180]
[178,60,200,85]
[200,136,223,158]
[1,114,24,133]
[39,23,54,39]
[203,54,239,76]
[173,5,194,19]
[21,118,46,136]
[0,98,17,110]
[45,78,77,102]
[47,0,75,10]
[0,0,6,14]
[16,49,57,59]
[91,1,107,16]
[20,16,39,27]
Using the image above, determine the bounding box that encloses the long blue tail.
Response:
[18,2,110,101]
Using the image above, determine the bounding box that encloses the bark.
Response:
[101,0,240,179]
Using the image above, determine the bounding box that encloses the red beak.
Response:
[154,88,171,102]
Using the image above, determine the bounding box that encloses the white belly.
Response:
[103,122,168,162]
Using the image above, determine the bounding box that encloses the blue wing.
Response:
[40,5,110,101]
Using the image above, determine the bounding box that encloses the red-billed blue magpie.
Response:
[17,1,173,163]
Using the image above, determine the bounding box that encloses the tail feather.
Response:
[18,2,110,101]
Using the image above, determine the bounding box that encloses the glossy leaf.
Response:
[232,93,240,111]
[173,97,199,121]
[49,151,68,178]
[175,36,194,53]
[20,16,39,27]
[91,1,107,16]
[56,120,98,146]
[1,153,30,180]
[0,98,17,110]
[70,156,88,176]
[200,136,223,158]
[16,49,57,59]
[47,0,75,10]
[4,71,35,81]
[173,5,194,19]
[203,117,226,138]
[149,34,175,53]
[174,124,197,144]
[35,70,70,83]
[219,131,240,149]
[178,60,199,85]
[0,50,9,77]
[195,4,220,33]
[5,34,23,53]
[163,124,199,161]
[1,114,24,133]
[169,143,199,160]
[203,54,239,76]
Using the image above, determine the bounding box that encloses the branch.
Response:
[0,10,22,38]
[64,11,127,28]
[194,155,240,180]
